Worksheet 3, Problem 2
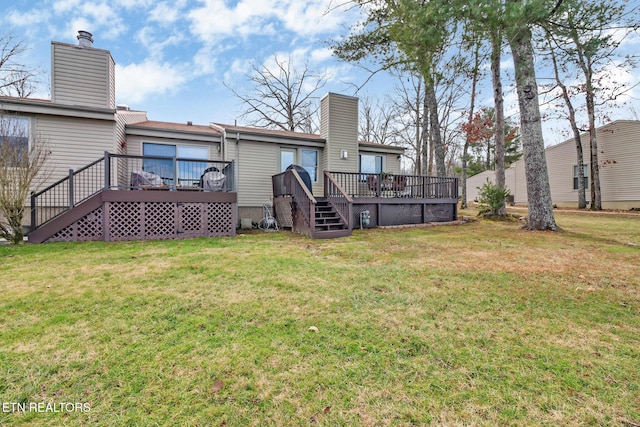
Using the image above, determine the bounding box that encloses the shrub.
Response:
[477,179,510,217]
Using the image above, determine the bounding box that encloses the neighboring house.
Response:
[1,32,458,242]
[466,120,640,210]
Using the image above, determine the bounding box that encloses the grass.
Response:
[0,209,639,426]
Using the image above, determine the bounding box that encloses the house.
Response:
[1,32,458,243]
[466,120,640,210]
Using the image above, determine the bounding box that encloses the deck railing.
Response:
[272,169,317,237]
[31,152,234,230]
[328,172,458,199]
[324,171,353,231]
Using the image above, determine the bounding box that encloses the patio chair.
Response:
[366,175,380,197]
[391,175,409,197]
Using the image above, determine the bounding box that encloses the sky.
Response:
[2,0,640,147]
[1,0,379,127]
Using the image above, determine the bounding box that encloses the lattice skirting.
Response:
[46,201,235,242]
[48,207,104,242]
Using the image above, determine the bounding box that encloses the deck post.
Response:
[104,151,111,190]
[171,156,177,191]
[30,191,36,231]
[68,169,74,208]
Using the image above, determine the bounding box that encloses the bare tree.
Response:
[387,72,425,174]
[359,96,397,145]
[543,0,639,210]
[0,34,40,97]
[226,55,329,133]
[0,113,51,243]
[542,37,588,209]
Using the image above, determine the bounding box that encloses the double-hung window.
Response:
[573,164,589,190]
[301,149,318,182]
[0,116,30,166]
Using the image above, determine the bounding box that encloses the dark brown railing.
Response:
[328,172,458,199]
[31,152,235,230]
[272,169,317,237]
[324,171,353,231]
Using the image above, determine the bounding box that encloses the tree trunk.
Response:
[415,83,423,176]
[461,144,468,208]
[585,81,602,210]
[508,26,559,231]
[461,44,481,209]
[425,79,446,176]
[548,39,587,209]
[422,89,432,175]
[491,29,506,216]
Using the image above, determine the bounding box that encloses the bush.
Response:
[477,179,510,217]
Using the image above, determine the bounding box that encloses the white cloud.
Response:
[148,1,184,25]
[6,9,51,26]
[193,45,223,76]
[188,0,277,40]
[223,58,253,83]
[52,0,82,13]
[188,0,357,43]
[280,1,350,36]
[114,0,155,8]
[135,27,186,58]
[116,59,189,105]
[25,1,126,42]
[310,47,334,63]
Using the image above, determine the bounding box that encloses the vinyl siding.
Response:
[116,111,147,155]
[224,134,326,205]
[385,153,402,173]
[544,134,588,204]
[465,170,496,201]
[236,141,278,207]
[474,121,640,207]
[505,167,517,201]
[51,43,115,109]
[597,121,640,202]
[320,93,359,173]
[36,115,115,186]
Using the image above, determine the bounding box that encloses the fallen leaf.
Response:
[212,379,224,393]
[323,406,332,414]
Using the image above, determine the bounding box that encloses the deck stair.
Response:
[312,197,351,239]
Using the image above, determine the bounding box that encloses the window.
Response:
[359,154,383,174]
[279,148,319,182]
[280,148,296,173]
[0,116,30,165]
[177,145,209,186]
[301,149,318,182]
[573,164,589,190]
[142,143,209,186]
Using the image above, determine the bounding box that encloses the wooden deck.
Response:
[28,189,237,243]
[272,171,458,238]
[29,153,236,243]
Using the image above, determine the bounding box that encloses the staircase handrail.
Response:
[324,172,353,231]
[288,169,316,236]
[31,154,107,230]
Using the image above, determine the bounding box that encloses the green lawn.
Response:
[1,210,639,426]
